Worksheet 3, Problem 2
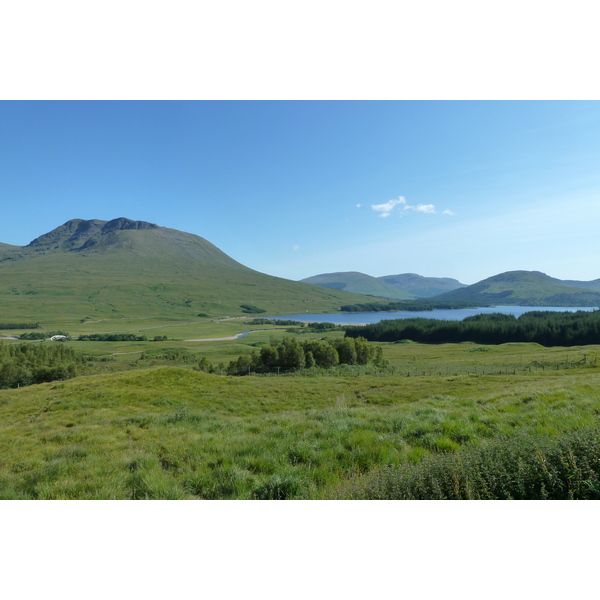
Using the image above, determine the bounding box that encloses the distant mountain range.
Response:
[0,218,375,323]
[3,219,600,327]
[299,272,416,300]
[301,269,600,308]
[377,273,467,298]
[433,271,600,306]
[300,271,466,299]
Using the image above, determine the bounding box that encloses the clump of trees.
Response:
[246,319,344,333]
[78,333,148,341]
[19,330,69,340]
[226,336,383,375]
[240,304,266,314]
[345,310,600,347]
[248,319,305,326]
[305,322,344,332]
[0,343,78,388]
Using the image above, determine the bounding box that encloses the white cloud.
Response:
[414,204,436,214]
[442,209,456,216]
[371,196,406,218]
[372,196,455,218]
[356,203,361,208]
[292,244,300,251]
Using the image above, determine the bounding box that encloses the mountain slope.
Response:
[433,271,600,306]
[0,218,379,325]
[0,242,18,256]
[378,273,466,298]
[300,271,416,300]
[548,276,600,292]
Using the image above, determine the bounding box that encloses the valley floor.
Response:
[2,331,600,499]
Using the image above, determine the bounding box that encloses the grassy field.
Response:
[2,324,600,499]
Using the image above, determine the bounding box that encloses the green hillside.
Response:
[300,271,415,300]
[0,242,18,256]
[551,277,600,291]
[0,218,378,327]
[434,270,600,306]
[378,273,466,298]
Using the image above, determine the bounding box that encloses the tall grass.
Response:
[3,364,600,499]
[345,427,600,499]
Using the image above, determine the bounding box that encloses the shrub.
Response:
[350,427,600,500]
[240,304,266,314]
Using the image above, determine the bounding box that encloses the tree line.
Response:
[249,319,305,326]
[0,322,41,330]
[344,310,600,346]
[19,330,69,340]
[340,300,483,312]
[78,333,149,341]
[248,319,344,333]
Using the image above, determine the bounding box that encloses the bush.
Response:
[240,304,266,314]
[350,427,600,499]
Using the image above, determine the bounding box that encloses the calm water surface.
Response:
[267,306,598,325]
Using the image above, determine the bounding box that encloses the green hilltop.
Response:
[300,271,416,300]
[0,242,18,254]
[549,276,600,292]
[377,273,466,298]
[0,218,380,327]
[434,270,600,306]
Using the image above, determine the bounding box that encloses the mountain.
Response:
[299,271,416,300]
[0,242,18,255]
[26,217,160,252]
[377,273,466,298]
[432,270,600,306]
[548,276,600,292]
[300,271,466,299]
[0,218,378,325]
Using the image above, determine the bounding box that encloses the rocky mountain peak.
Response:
[26,218,159,251]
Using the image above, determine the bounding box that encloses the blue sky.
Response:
[2,100,600,284]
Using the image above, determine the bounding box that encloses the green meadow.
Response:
[2,319,600,499]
